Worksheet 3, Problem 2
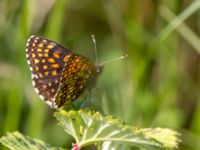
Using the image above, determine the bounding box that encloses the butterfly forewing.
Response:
[26,36,72,106]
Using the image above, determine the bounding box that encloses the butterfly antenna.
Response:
[91,34,98,64]
[100,54,128,65]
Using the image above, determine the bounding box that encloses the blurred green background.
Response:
[0,0,200,149]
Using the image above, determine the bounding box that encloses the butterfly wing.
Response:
[26,35,72,107]
[54,54,98,108]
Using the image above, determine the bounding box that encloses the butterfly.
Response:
[26,35,103,109]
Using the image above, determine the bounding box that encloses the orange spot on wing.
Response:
[53,53,60,58]
[34,59,40,64]
[42,59,46,63]
[63,55,69,62]
[45,71,49,76]
[44,53,49,57]
[38,53,43,57]
[75,58,80,62]
[51,64,59,68]
[44,49,49,53]
[37,48,42,52]
[47,44,54,49]
[32,53,36,58]
[43,65,48,69]
[35,66,39,71]
[38,43,43,47]
[52,70,57,76]
[48,58,55,63]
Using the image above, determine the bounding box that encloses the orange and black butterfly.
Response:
[26,35,103,109]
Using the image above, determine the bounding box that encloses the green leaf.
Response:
[54,110,180,149]
[0,131,61,150]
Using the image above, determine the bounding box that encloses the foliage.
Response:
[0,110,180,150]
[0,131,60,150]
[0,0,200,150]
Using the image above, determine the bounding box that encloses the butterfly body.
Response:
[26,35,102,109]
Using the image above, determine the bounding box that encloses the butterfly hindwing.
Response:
[55,54,98,108]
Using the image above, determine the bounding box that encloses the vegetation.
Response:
[0,110,179,149]
[0,0,200,149]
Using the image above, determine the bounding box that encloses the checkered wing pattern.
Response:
[26,35,101,109]
[26,35,72,107]
[55,54,98,108]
